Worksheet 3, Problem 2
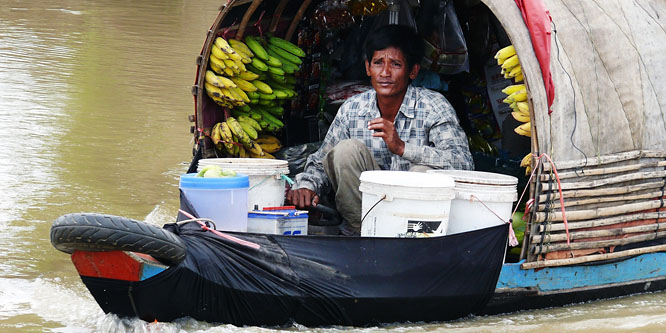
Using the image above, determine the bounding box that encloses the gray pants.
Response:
[322,139,432,235]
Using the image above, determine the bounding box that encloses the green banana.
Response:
[267,36,305,58]
[238,115,262,131]
[239,120,258,140]
[250,57,268,72]
[252,80,273,94]
[244,36,268,61]
[266,44,302,65]
[256,108,284,127]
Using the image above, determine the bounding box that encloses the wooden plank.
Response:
[530,230,666,254]
[531,221,666,243]
[534,199,664,222]
[539,160,666,181]
[537,180,665,202]
[521,245,666,270]
[541,151,666,172]
[540,211,664,232]
[543,170,666,191]
[537,190,665,210]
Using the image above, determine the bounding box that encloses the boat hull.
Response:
[484,252,666,314]
[75,221,509,326]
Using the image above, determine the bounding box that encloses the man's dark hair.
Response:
[363,24,425,70]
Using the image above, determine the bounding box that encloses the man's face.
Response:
[365,47,419,100]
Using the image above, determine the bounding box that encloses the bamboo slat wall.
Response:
[525,150,666,267]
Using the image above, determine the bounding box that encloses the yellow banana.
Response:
[256,134,281,145]
[495,45,516,63]
[521,152,533,176]
[508,64,522,78]
[501,54,520,71]
[231,77,258,92]
[215,37,239,57]
[510,89,528,102]
[520,152,532,167]
[231,86,250,103]
[515,73,524,82]
[205,83,224,98]
[220,87,237,102]
[223,59,239,73]
[219,121,235,152]
[249,150,275,159]
[227,117,264,156]
[205,70,230,88]
[239,146,248,158]
[209,55,226,70]
[223,67,235,77]
[512,111,530,123]
[229,39,254,57]
[502,84,525,95]
[239,71,260,81]
[211,44,229,60]
[211,122,222,144]
[517,102,529,114]
[514,122,532,137]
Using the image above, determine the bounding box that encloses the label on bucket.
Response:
[362,216,445,238]
[406,220,443,237]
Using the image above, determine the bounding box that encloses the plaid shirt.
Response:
[295,85,474,195]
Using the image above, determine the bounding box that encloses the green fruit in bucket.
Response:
[196,165,218,177]
[221,169,237,177]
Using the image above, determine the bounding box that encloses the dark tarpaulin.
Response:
[80,193,508,326]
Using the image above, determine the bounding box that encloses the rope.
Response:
[360,195,386,224]
[469,194,519,247]
[177,209,260,250]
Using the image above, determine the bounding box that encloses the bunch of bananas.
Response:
[520,152,532,175]
[495,45,524,83]
[501,83,531,137]
[495,45,531,138]
[205,35,306,158]
[210,117,284,159]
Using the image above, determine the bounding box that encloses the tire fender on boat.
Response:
[50,213,187,266]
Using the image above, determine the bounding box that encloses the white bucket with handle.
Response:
[198,158,289,210]
[427,170,518,234]
[359,170,456,238]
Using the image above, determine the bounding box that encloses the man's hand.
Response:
[368,118,405,156]
[286,188,319,210]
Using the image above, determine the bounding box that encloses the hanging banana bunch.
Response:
[205,34,307,158]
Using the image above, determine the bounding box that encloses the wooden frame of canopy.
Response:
[189,0,666,268]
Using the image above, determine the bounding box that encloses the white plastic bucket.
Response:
[359,170,456,238]
[427,170,517,234]
[198,158,289,210]
[179,173,249,232]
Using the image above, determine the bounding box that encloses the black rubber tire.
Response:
[50,213,186,266]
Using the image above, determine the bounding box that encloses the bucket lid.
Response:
[427,170,518,186]
[198,158,288,168]
[179,173,249,189]
[360,170,455,188]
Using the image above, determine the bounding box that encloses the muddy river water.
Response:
[2,1,666,331]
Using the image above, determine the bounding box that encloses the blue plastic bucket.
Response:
[179,173,249,231]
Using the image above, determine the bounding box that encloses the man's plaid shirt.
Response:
[294,85,474,195]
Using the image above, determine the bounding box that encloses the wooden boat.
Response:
[51,0,666,326]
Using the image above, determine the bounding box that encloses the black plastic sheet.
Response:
[81,194,508,326]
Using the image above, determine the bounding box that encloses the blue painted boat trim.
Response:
[497,252,666,292]
[140,264,166,280]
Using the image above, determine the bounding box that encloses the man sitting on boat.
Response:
[286,24,473,235]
